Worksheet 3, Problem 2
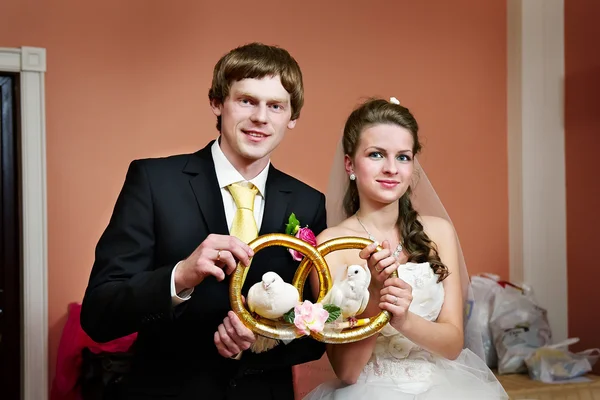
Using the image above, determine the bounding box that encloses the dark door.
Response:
[0,74,22,400]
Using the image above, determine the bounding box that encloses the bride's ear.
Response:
[344,154,354,176]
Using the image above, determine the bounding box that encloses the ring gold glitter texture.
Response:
[229,233,398,344]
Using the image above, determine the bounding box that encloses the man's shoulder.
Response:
[274,168,324,198]
[129,153,204,177]
[132,153,193,170]
[121,152,206,187]
[129,142,212,173]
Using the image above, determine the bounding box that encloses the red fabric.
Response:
[497,280,524,292]
[50,302,137,400]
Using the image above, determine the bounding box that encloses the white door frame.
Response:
[0,46,48,400]
[507,0,567,341]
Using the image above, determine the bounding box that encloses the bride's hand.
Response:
[359,240,399,288]
[379,277,413,331]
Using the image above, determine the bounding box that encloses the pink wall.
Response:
[565,0,600,374]
[0,0,508,391]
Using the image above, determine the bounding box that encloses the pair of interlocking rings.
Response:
[229,234,397,344]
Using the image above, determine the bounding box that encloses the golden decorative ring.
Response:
[229,233,398,344]
[216,250,221,262]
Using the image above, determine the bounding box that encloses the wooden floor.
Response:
[497,373,600,400]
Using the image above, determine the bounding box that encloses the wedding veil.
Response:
[326,137,485,360]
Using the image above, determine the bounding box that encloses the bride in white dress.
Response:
[303,98,508,399]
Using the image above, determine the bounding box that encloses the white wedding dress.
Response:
[303,262,508,400]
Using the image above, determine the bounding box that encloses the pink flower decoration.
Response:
[289,227,317,261]
[293,300,329,335]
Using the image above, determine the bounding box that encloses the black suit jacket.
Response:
[80,142,327,399]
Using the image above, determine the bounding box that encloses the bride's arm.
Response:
[309,229,391,385]
[324,305,380,385]
[387,216,464,360]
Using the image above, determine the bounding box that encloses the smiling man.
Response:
[80,43,327,400]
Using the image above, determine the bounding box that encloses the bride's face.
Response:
[346,123,415,205]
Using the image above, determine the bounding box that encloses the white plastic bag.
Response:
[525,338,600,383]
[490,284,552,374]
[470,274,504,368]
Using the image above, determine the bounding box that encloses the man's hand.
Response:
[214,311,256,358]
[174,234,253,293]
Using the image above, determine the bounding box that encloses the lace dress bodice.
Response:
[362,263,445,389]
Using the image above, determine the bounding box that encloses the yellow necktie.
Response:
[228,182,259,243]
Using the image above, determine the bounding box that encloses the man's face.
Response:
[211,76,297,171]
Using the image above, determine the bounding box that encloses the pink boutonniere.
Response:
[285,213,317,261]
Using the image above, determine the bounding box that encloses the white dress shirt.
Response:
[170,139,270,304]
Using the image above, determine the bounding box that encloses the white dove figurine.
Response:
[322,264,371,322]
[247,271,300,320]
[246,271,300,353]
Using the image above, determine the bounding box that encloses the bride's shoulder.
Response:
[316,218,361,244]
[418,215,455,243]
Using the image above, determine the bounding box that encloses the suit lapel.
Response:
[183,145,292,237]
[259,166,292,235]
[184,142,229,235]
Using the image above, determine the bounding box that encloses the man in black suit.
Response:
[80,42,327,399]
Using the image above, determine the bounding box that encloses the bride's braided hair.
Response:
[342,98,449,282]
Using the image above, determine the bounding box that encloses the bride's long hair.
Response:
[342,99,449,282]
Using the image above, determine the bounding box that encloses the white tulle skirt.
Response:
[303,349,508,400]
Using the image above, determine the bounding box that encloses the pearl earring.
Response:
[349,173,356,181]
